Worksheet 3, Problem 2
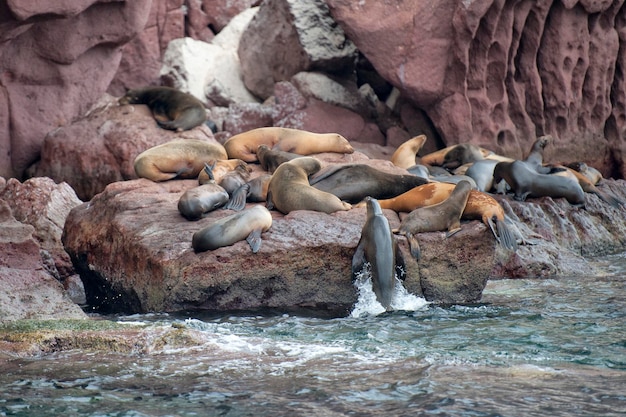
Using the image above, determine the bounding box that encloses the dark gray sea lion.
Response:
[441,144,486,170]
[266,157,352,214]
[119,86,207,131]
[493,160,585,206]
[523,135,552,173]
[192,205,273,253]
[134,139,228,181]
[256,144,301,173]
[178,183,230,220]
[246,174,273,202]
[393,180,473,260]
[352,197,406,311]
[309,164,428,204]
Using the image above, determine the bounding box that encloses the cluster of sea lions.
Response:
[122,86,623,310]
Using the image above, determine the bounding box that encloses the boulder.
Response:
[0,199,86,320]
[238,0,357,99]
[32,94,219,201]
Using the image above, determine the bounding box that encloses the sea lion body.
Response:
[134,139,228,181]
[420,144,494,166]
[256,144,301,173]
[390,134,427,169]
[267,157,352,214]
[309,164,428,204]
[464,159,500,192]
[198,159,249,185]
[178,183,229,220]
[246,174,272,202]
[224,127,354,162]
[352,197,406,311]
[192,205,272,253]
[119,86,207,131]
[493,160,585,205]
[394,180,473,259]
[566,162,603,185]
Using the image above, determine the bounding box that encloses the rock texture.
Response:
[0,0,151,179]
[326,0,626,178]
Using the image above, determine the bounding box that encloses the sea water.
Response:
[1,254,625,416]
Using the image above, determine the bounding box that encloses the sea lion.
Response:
[192,205,272,253]
[219,166,252,211]
[198,159,249,185]
[256,144,301,173]
[177,183,230,220]
[464,159,500,192]
[420,144,496,167]
[223,127,354,162]
[246,174,273,202]
[266,157,352,214]
[309,164,428,204]
[119,86,207,131]
[390,134,427,169]
[393,180,473,260]
[372,182,517,251]
[441,144,486,170]
[566,161,603,185]
[523,135,552,173]
[134,139,228,181]
[352,197,406,311]
[493,160,585,206]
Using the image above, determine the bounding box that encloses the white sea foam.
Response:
[350,266,429,318]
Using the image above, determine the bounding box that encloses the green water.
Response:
[1,256,625,416]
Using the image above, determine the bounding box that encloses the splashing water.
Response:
[350,265,429,317]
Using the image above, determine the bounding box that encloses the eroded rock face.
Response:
[326,0,626,178]
[0,0,152,179]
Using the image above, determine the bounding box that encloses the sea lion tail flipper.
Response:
[246,229,263,253]
[445,227,462,238]
[224,184,250,211]
[351,239,367,280]
[486,216,502,245]
[595,189,624,208]
[203,162,216,181]
[494,218,518,252]
[265,190,275,210]
[406,232,421,260]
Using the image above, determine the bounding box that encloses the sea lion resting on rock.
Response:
[393,180,473,260]
[352,197,406,311]
[198,159,250,185]
[256,144,301,173]
[192,205,272,253]
[223,127,354,162]
[134,139,228,181]
[266,157,352,214]
[178,183,230,221]
[493,160,585,206]
[390,134,427,169]
[309,164,429,204]
[119,86,207,131]
[371,182,518,252]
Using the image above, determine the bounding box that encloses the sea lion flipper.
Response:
[486,216,502,245]
[309,164,351,185]
[224,184,249,211]
[495,218,518,252]
[246,228,263,253]
[351,238,367,280]
[445,227,462,238]
[406,232,421,260]
[265,189,275,210]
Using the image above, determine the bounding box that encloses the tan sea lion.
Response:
[134,139,228,181]
[223,127,354,162]
[390,134,427,169]
[178,183,230,220]
[119,86,207,131]
[192,205,272,253]
[493,160,585,206]
[266,157,352,214]
[256,144,301,173]
[198,159,249,185]
[393,180,473,260]
[371,182,517,251]
[309,163,429,204]
[566,161,603,185]
[352,197,406,311]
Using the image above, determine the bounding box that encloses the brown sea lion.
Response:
[371,182,517,251]
[266,157,352,214]
[393,180,473,260]
[390,134,427,169]
[309,163,429,204]
[352,197,406,311]
[256,144,301,173]
[493,160,585,206]
[134,139,228,181]
[177,183,230,221]
[192,205,273,253]
[566,161,603,185]
[119,86,207,131]
[198,159,250,185]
